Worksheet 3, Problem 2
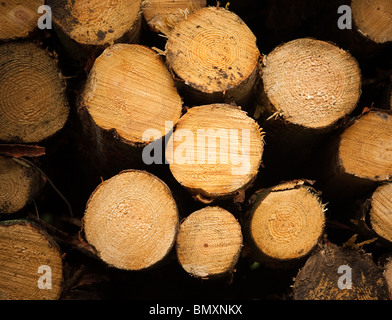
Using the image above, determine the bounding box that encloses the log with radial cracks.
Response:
[82,170,179,271]
[167,103,264,203]
[0,42,69,144]
[165,6,260,107]
[292,243,389,300]
[351,0,392,44]
[0,156,45,214]
[176,206,242,278]
[142,0,206,36]
[0,220,63,300]
[246,181,325,268]
[46,0,142,46]
[0,0,44,40]
[79,43,183,174]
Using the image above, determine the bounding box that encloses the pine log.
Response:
[351,0,392,44]
[0,0,43,40]
[176,206,242,278]
[165,6,260,107]
[292,243,389,300]
[319,110,392,200]
[245,181,325,269]
[167,103,264,203]
[0,156,45,214]
[0,220,63,300]
[79,43,183,176]
[46,0,142,46]
[0,42,69,144]
[259,38,361,131]
[368,183,392,244]
[256,38,361,176]
[82,169,179,271]
[142,0,206,36]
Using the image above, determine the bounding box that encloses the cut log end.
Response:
[168,104,264,202]
[248,183,325,264]
[352,0,392,44]
[369,183,392,243]
[176,206,242,278]
[261,38,361,130]
[82,43,183,145]
[142,0,206,36]
[0,156,44,214]
[0,220,63,300]
[0,0,43,40]
[0,42,69,144]
[338,111,392,181]
[83,170,179,271]
[292,243,389,300]
[48,0,142,46]
[165,6,260,105]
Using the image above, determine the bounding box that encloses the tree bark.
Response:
[244,180,326,269]
[383,257,392,299]
[292,242,390,300]
[167,103,264,203]
[0,42,69,144]
[142,0,206,36]
[0,0,44,40]
[165,6,260,108]
[0,219,64,300]
[81,169,179,271]
[176,206,242,279]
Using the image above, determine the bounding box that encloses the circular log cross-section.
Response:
[292,243,390,300]
[143,0,206,36]
[47,0,142,46]
[369,183,392,243]
[261,38,361,130]
[247,182,325,267]
[165,6,260,106]
[0,0,43,40]
[167,104,264,202]
[351,0,392,44]
[338,111,392,182]
[81,43,183,147]
[0,42,69,144]
[176,206,242,278]
[83,170,179,271]
[0,220,63,300]
[0,156,45,214]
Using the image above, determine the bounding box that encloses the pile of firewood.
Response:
[0,0,392,300]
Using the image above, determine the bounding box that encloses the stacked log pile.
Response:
[0,0,392,301]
